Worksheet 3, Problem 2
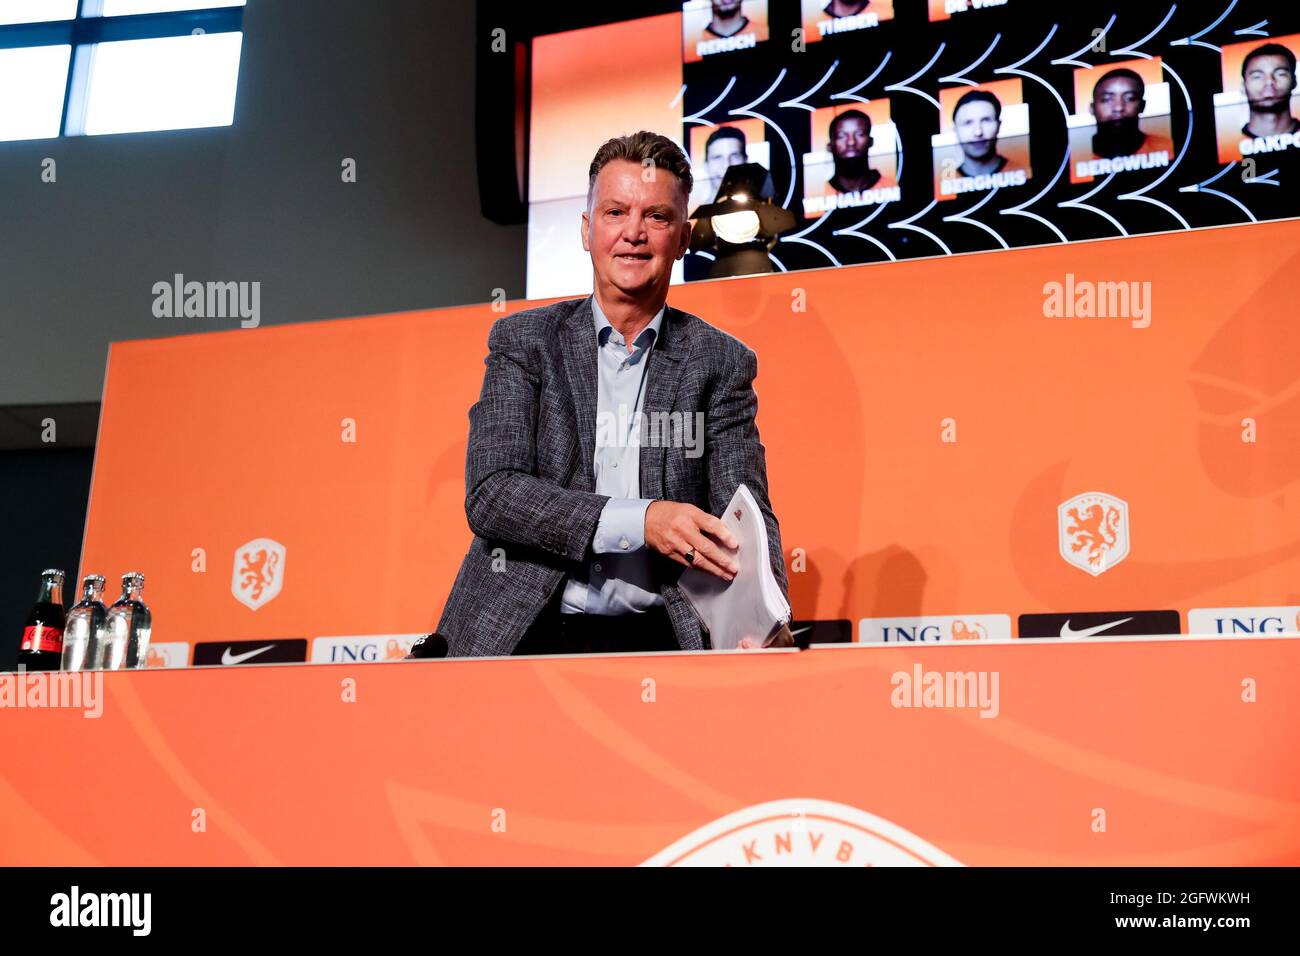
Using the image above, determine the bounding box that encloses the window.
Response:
[0,0,245,142]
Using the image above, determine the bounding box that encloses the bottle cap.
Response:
[83,574,106,588]
[41,569,66,581]
[122,572,145,588]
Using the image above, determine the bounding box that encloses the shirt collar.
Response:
[591,295,665,353]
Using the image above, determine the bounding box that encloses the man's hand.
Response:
[738,623,795,650]
[645,500,739,581]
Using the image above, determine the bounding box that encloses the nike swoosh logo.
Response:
[1060,617,1134,639]
[221,645,274,665]
[791,627,812,637]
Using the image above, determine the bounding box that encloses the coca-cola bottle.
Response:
[100,572,152,671]
[61,575,108,672]
[17,569,66,672]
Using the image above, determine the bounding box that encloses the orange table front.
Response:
[1,638,1297,866]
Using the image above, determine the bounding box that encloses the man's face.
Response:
[582,159,691,299]
[712,0,743,16]
[1091,76,1144,126]
[829,116,871,159]
[1244,54,1296,109]
[706,137,746,183]
[954,100,1000,161]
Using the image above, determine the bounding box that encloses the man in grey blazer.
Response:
[435,131,789,657]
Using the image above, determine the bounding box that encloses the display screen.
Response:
[526,0,1300,297]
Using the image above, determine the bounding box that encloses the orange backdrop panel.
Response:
[79,220,1300,645]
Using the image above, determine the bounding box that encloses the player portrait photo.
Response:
[1213,34,1300,162]
[683,0,769,63]
[1067,58,1176,183]
[932,79,1031,200]
[802,103,900,218]
[686,119,771,210]
[800,0,894,44]
[928,0,1010,21]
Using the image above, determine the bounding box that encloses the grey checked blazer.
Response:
[437,295,788,656]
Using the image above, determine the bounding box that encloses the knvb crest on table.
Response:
[232,538,285,610]
[642,799,963,867]
[1058,492,1129,576]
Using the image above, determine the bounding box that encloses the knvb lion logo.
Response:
[232,537,286,611]
[1058,492,1129,576]
[641,799,963,867]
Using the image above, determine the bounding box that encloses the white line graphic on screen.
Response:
[810,53,899,260]
[887,200,952,255]
[1114,58,1192,230]
[943,186,1010,249]
[783,90,886,268]
[937,33,1002,88]
[995,25,1069,243]
[995,24,1068,118]
[1233,20,1269,38]
[830,50,891,105]
[1051,14,1117,69]
[774,60,851,265]
[778,230,843,266]
[1171,0,1239,53]
[1001,151,1070,242]
[683,76,737,127]
[728,68,797,209]
[1179,161,1262,222]
[884,42,945,110]
[1060,171,1129,236]
[832,201,897,262]
[832,52,894,106]
[779,60,839,111]
[1111,5,1178,59]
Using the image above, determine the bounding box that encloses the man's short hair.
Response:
[1094,67,1145,97]
[587,131,693,205]
[1242,42,1298,78]
[953,89,1002,122]
[705,125,746,152]
[828,108,872,139]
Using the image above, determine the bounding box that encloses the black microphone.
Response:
[406,633,449,659]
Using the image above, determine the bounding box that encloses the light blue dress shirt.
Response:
[560,297,666,615]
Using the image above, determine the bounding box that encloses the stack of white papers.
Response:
[679,483,791,649]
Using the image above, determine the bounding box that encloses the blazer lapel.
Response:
[561,298,599,492]
[639,306,693,500]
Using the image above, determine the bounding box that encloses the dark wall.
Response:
[0,1,526,643]
[0,450,95,670]
[0,0,526,408]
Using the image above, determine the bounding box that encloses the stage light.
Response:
[711,210,761,245]
[689,163,795,279]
